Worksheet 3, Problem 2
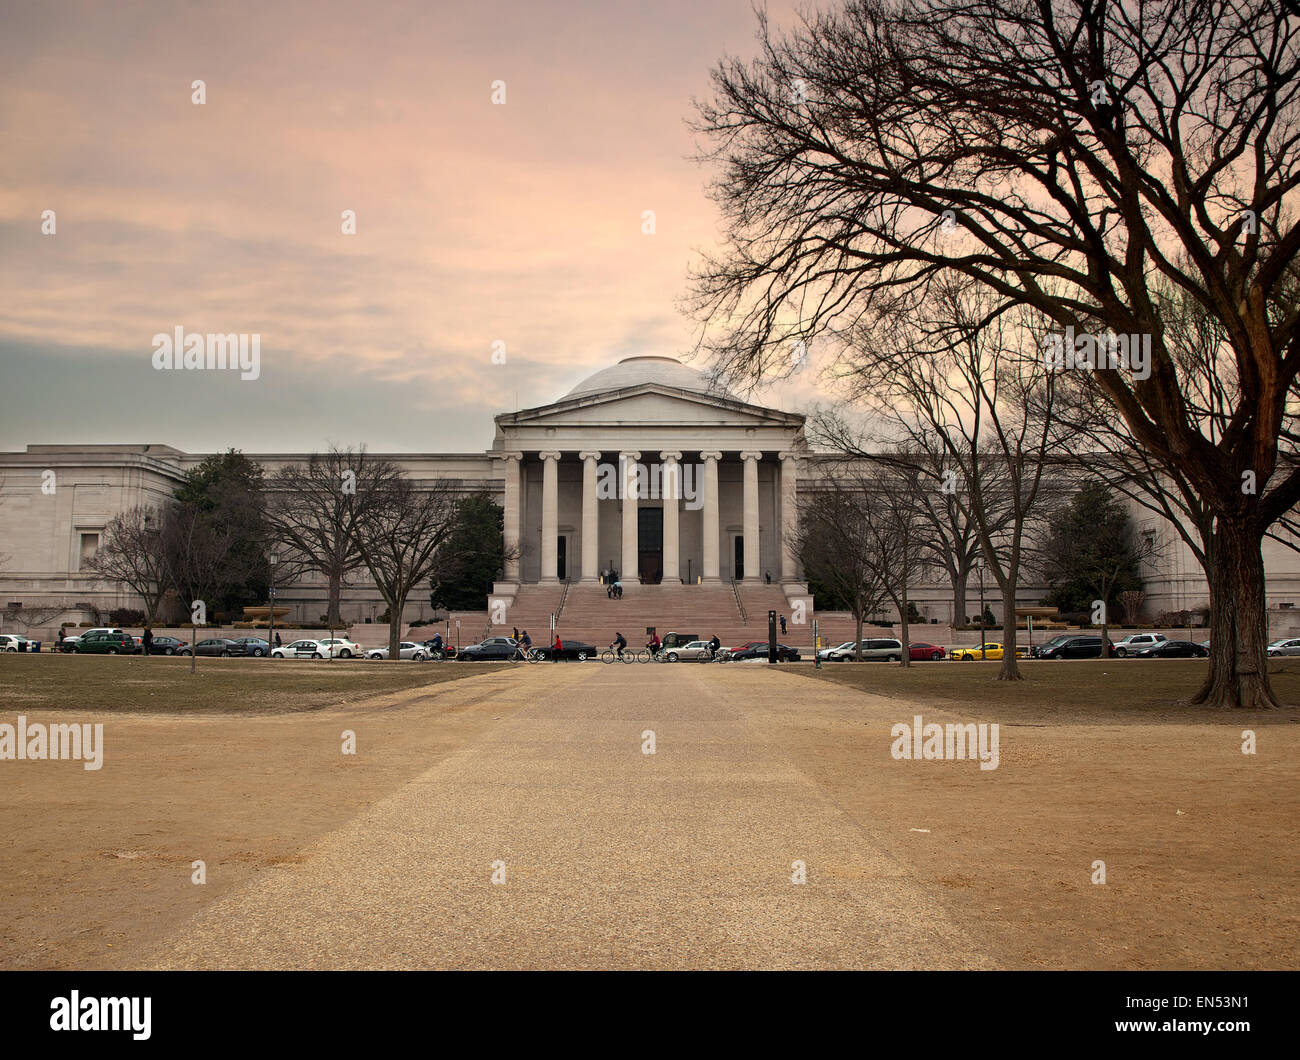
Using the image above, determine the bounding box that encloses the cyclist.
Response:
[428,631,444,658]
[708,633,720,656]
[514,629,532,661]
[647,631,661,657]
[610,631,627,659]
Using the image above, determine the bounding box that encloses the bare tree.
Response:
[795,482,889,660]
[86,505,172,621]
[265,445,397,627]
[353,472,464,660]
[1118,589,1146,625]
[690,0,1300,707]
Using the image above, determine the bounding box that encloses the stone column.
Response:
[701,451,722,582]
[621,451,641,583]
[540,450,561,583]
[500,452,523,582]
[741,450,762,582]
[579,451,601,583]
[779,451,800,582]
[660,450,682,584]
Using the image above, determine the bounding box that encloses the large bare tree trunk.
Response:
[1194,517,1278,709]
[952,570,968,627]
[327,569,343,628]
[854,611,864,661]
[897,587,911,669]
[998,585,1022,682]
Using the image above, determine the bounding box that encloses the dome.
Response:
[565,356,733,399]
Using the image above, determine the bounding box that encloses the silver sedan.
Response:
[1266,638,1300,657]
[664,640,716,662]
[366,642,428,660]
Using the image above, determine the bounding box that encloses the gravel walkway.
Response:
[146,663,992,969]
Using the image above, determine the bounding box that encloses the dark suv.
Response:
[1034,635,1112,659]
[70,631,140,655]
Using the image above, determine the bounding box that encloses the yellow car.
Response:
[950,642,1030,661]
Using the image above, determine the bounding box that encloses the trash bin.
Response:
[32,641,41,653]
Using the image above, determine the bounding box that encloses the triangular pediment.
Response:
[496,382,803,430]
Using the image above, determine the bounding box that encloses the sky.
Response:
[0,0,832,454]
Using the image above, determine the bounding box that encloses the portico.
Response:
[491,357,808,592]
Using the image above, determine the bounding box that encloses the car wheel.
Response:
[311,652,322,659]
[576,651,588,661]
[107,648,118,654]
[252,648,264,657]
[1115,648,1128,657]
[339,649,352,658]
[164,647,175,656]
[960,654,971,660]
[930,651,942,661]
[667,652,678,662]
[887,654,899,662]
[221,650,231,657]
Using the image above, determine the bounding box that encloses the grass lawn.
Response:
[792,657,1300,720]
[0,653,504,715]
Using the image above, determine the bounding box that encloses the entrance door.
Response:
[556,534,567,581]
[638,507,663,584]
[734,535,745,581]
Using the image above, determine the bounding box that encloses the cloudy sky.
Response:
[0,0,832,454]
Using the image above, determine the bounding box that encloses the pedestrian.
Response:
[607,582,613,600]
[765,570,772,584]
[142,626,154,657]
[513,626,519,640]
[552,633,562,662]
[779,614,787,636]
[56,626,65,648]
[274,631,282,648]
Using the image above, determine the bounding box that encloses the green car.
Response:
[72,631,140,655]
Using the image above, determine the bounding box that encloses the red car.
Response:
[909,642,946,661]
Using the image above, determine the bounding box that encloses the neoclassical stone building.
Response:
[1,355,1297,639]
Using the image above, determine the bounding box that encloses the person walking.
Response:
[765,570,772,584]
[512,626,519,641]
[56,627,65,649]
[552,633,563,662]
[274,631,282,648]
[779,614,787,636]
[142,626,154,657]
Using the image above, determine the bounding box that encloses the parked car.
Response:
[663,639,716,662]
[1266,637,1300,657]
[59,627,126,652]
[366,642,428,661]
[660,632,698,649]
[720,640,764,661]
[819,638,904,662]
[315,637,361,659]
[190,638,250,657]
[950,642,1030,661]
[229,637,271,657]
[729,642,801,662]
[140,635,186,655]
[1033,635,1112,660]
[0,634,32,652]
[457,637,522,661]
[1133,639,1208,658]
[69,631,140,655]
[272,638,335,659]
[534,640,597,661]
[909,642,946,661]
[1030,634,1077,659]
[1111,633,1167,657]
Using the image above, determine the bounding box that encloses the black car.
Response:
[190,638,249,657]
[729,642,801,662]
[229,637,270,657]
[533,640,596,661]
[1034,635,1113,659]
[1133,640,1209,659]
[456,637,521,661]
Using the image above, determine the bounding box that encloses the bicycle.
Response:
[602,646,634,664]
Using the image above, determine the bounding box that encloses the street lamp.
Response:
[978,562,986,660]
[268,552,278,656]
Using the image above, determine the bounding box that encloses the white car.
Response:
[0,634,32,651]
[818,640,858,661]
[1267,637,1300,657]
[366,642,427,661]
[58,627,126,651]
[1111,633,1167,657]
[317,637,361,659]
[273,638,335,659]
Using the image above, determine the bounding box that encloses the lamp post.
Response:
[268,552,277,657]
[978,562,986,660]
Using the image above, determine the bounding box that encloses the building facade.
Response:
[1,355,1298,635]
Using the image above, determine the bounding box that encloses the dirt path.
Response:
[142,664,990,969]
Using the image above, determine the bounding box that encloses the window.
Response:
[78,533,100,569]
